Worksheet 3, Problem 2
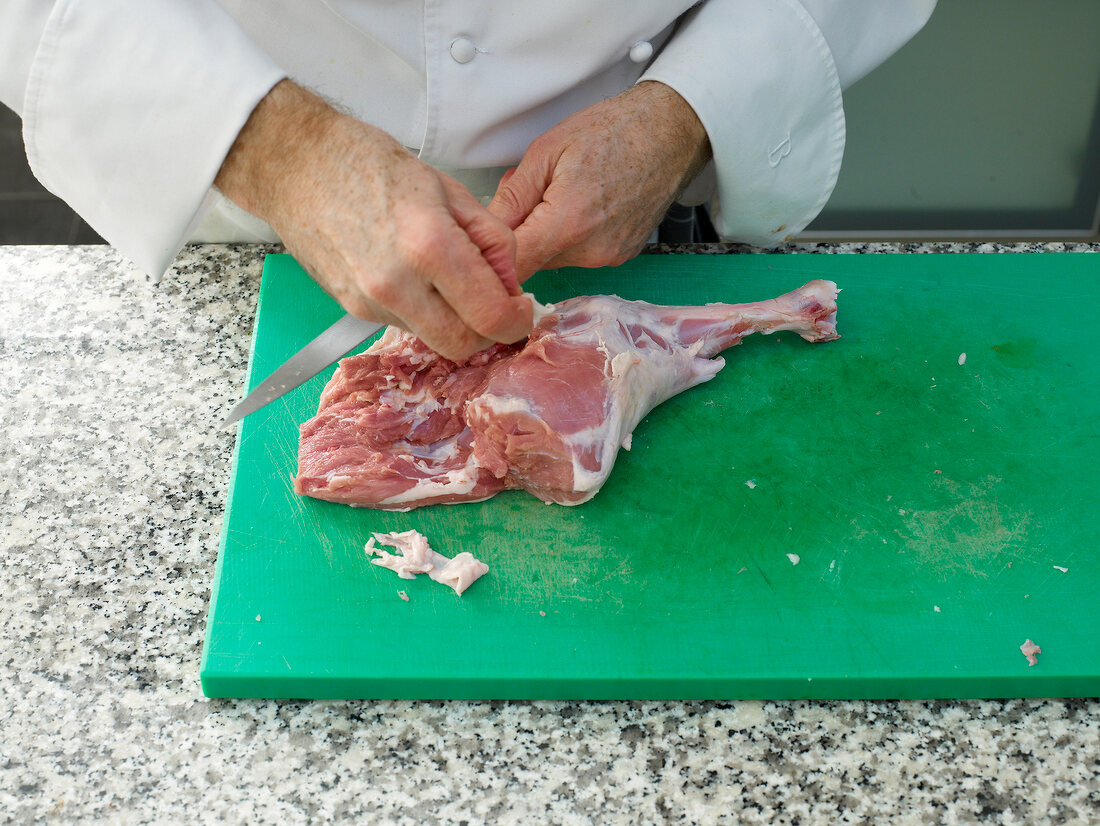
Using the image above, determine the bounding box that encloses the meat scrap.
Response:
[366,529,488,596]
[296,280,840,510]
[1020,639,1041,667]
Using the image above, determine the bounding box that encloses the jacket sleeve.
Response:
[641,0,936,247]
[3,0,286,277]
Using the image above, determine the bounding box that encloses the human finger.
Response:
[429,228,534,346]
[487,152,554,232]
[510,201,572,281]
[350,269,496,361]
[396,286,497,361]
[439,174,521,296]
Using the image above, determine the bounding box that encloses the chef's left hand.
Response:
[488,81,711,282]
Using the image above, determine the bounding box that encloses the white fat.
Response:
[376,474,478,506]
[365,529,436,579]
[407,398,444,427]
[433,552,490,596]
[610,351,635,378]
[366,529,488,595]
[473,393,536,417]
[407,436,463,464]
[381,384,447,418]
[528,294,557,326]
[375,450,484,507]
[414,397,443,415]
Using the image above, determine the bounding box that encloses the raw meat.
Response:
[295,280,839,509]
[366,530,488,595]
[1020,639,1041,667]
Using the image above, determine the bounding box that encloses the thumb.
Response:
[488,159,551,231]
[511,199,568,282]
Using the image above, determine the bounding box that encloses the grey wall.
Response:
[806,0,1100,237]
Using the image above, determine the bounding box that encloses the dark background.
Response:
[0,102,104,244]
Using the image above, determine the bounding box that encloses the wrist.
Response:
[214,79,340,224]
[635,80,712,187]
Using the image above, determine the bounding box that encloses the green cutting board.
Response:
[201,252,1100,699]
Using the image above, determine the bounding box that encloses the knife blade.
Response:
[224,313,385,426]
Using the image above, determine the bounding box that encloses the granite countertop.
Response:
[2,242,1098,824]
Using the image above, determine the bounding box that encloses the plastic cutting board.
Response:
[201,252,1100,699]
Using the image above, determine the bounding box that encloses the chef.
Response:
[1,0,935,359]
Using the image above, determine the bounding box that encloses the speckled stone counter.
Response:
[1,242,1098,825]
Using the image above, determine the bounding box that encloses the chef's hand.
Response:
[214,80,532,362]
[488,81,711,282]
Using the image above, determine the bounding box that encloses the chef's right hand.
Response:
[214,79,533,362]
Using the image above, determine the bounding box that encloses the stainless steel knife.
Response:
[224,313,385,426]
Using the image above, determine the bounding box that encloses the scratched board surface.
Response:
[201,252,1100,699]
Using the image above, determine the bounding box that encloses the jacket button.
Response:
[629,40,653,63]
[450,37,477,64]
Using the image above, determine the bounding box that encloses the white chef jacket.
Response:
[1,0,935,279]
